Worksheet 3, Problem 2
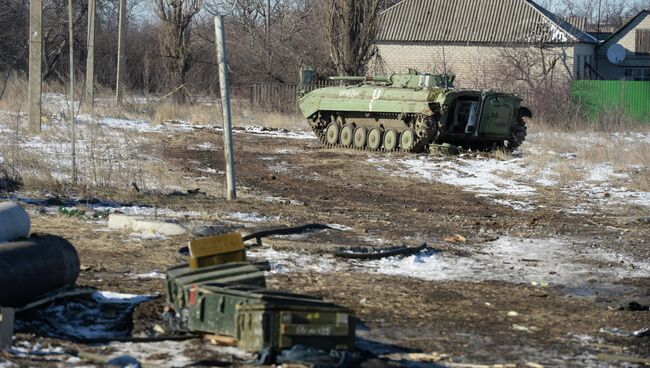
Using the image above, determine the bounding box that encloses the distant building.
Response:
[374,0,597,87]
[595,10,650,81]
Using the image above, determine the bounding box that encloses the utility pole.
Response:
[115,0,127,105]
[214,15,237,201]
[266,0,272,72]
[85,0,96,109]
[68,0,77,184]
[266,0,271,44]
[28,0,42,132]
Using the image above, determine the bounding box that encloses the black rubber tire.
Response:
[507,119,527,150]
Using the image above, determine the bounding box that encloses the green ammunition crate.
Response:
[187,284,354,352]
[165,262,267,311]
[237,303,354,352]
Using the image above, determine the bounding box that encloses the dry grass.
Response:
[0,73,28,113]
[523,118,650,191]
[151,102,216,125]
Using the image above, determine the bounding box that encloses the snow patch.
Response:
[250,237,650,287]
[239,126,315,140]
[131,271,166,279]
[370,156,535,196]
[223,212,279,223]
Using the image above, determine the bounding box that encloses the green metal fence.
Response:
[572,80,650,123]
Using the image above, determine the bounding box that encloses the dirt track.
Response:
[5,127,650,367]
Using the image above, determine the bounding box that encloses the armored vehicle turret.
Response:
[298,70,531,152]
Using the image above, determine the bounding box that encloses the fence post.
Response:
[28,0,42,132]
[215,15,237,201]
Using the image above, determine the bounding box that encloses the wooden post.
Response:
[28,0,42,132]
[85,0,96,108]
[115,0,126,105]
[214,15,237,201]
[68,0,77,184]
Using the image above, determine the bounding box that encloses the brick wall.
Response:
[375,43,577,90]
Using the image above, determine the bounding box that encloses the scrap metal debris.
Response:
[243,223,335,246]
[334,244,427,260]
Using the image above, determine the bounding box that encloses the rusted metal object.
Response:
[0,236,80,308]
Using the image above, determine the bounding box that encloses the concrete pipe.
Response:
[0,236,80,308]
[0,202,30,243]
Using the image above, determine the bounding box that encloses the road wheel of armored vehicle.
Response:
[507,119,527,150]
[367,128,382,151]
[353,126,367,149]
[326,123,340,145]
[340,124,354,146]
[400,128,416,151]
[383,129,398,151]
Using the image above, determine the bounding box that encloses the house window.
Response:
[637,29,650,54]
[624,68,650,81]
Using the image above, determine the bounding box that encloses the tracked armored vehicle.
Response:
[298,70,531,153]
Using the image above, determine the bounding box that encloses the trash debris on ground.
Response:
[596,353,650,365]
[0,202,30,243]
[242,223,335,246]
[15,291,158,342]
[380,351,449,363]
[444,234,467,243]
[632,328,649,337]
[334,243,427,260]
[204,334,238,347]
[599,327,632,337]
[108,214,187,236]
[272,345,362,368]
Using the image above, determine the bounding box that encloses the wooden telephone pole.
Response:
[85,0,96,108]
[115,0,127,105]
[28,0,42,132]
[214,16,237,201]
[68,0,77,183]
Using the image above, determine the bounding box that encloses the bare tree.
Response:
[199,0,328,84]
[327,0,380,76]
[154,0,202,102]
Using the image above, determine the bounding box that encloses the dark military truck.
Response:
[298,70,531,152]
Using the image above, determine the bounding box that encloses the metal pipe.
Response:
[0,236,80,308]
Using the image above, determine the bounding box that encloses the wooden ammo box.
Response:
[187,284,355,352]
[188,232,245,269]
[165,262,267,311]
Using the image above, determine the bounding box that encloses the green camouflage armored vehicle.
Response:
[298,70,531,152]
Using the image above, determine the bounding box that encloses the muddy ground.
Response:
[3,127,649,367]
